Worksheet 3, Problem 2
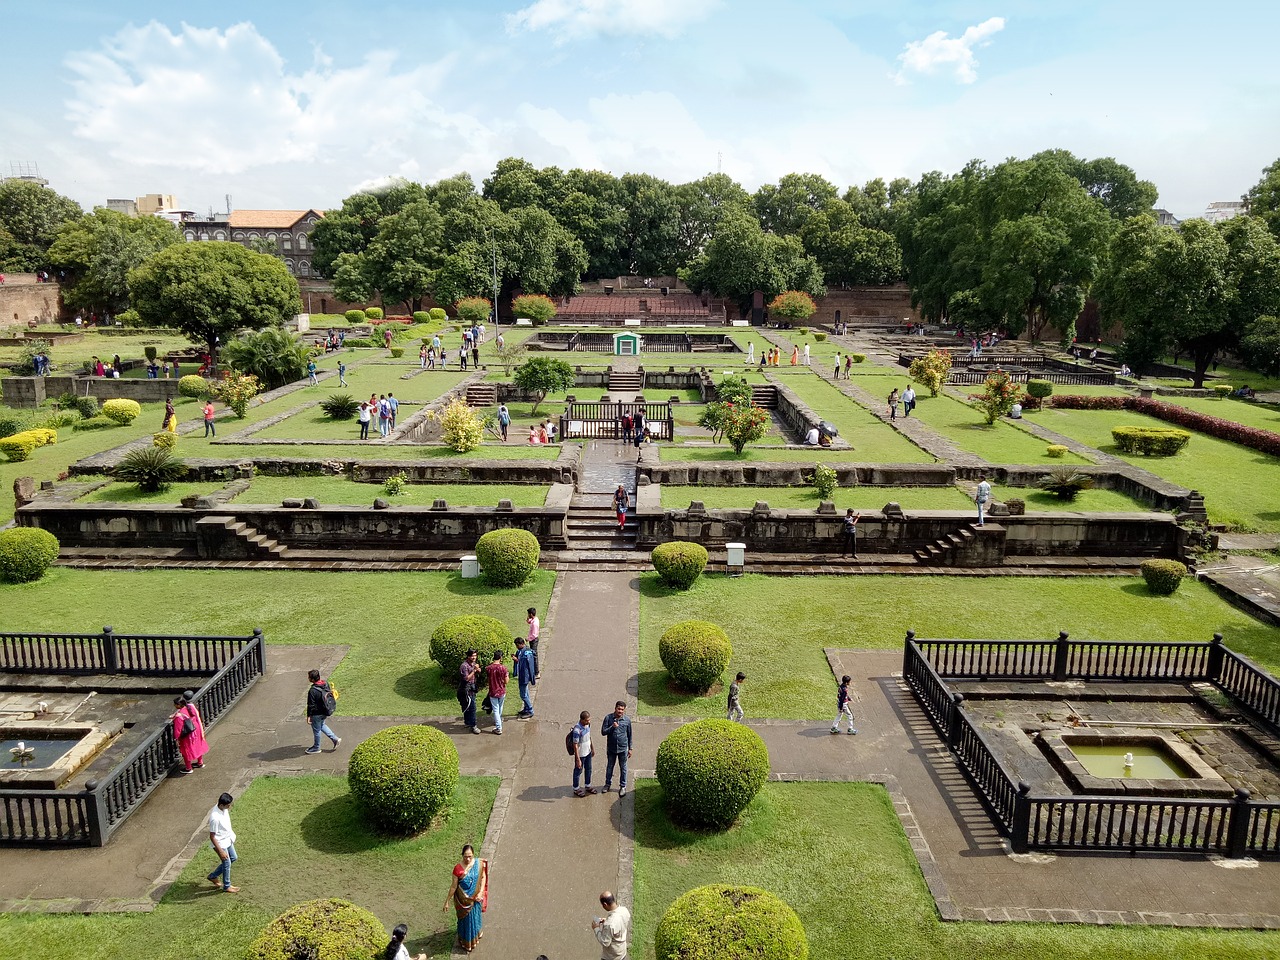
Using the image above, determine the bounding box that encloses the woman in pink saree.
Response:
[172,691,209,774]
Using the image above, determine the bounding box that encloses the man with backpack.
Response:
[570,710,596,797]
[305,669,341,754]
[514,637,537,718]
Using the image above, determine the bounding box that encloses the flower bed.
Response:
[1049,395,1280,456]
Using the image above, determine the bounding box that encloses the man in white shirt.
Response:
[804,426,820,445]
[902,385,916,417]
[206,792,239,892]
[975,473,992,527]
[572,710,596,797]
[592,891,631,960]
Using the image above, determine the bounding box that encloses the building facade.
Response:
[181,209,325,278]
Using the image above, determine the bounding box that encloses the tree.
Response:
[46,208,181,314]
[512,357,574,415]
[328,198,445,313]
[800,199,903,285]
[618,173,680,276]
[1243,159,1280,240]
[1033,149,1158,220]
[511,293,557,325]
[973,370,1023,425]
[454,297,492,326]
[221,327,311,390]
[908,349,953,397]
[722,402,771,454]
[696,375,752,443]
[752,173,840,236]
[1094,215,1171,373]
[674,173,751,263]
[127,242,302,365]
[768,290,816,323]
[683,211,824,311]
[1239,315,1280,377]
[0,180,82,271]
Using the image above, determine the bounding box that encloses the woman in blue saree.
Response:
[443,843,487,952]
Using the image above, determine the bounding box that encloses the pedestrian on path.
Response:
[172,690,208,773]
[514,637,536,718]
[887,388,899,420]
[840,509,861,559]
[206,792,239,893]
[601,700,633,796]
[497,403,510,441]
[572,710,597,796]
[803,342,810,366]
[203,400,216,437]
[844,354,853,378]
[307,359,317,385]
[592,892,631,960]
[790,345,798,365]
[745,342,754,364]
[443,844,487,953]
[486,650,508,735]
[384,923,426,960]
[305,669,341,754]
[902,384,916,417]
[378,395,391,437]
[162,398,176,432]
[458,649,481,735]
[358,401,371,439]
[727,673,745,722]
[831,674,857,735]
[527,606,541,678]
[338,359,347,386]
[975,473,991,527]
[833,353,842,380]
[613,484,629,531]
[388,392,399,429]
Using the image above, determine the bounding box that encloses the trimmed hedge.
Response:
[659,620,732,693]
[475,528,540,586]
[0,528,60,583]
[1025,379,1054,409]
[247,898,386,960]
[347,725,460,835]
[101,398,141,425]
[152,432,178,450]
[412,311,431,323]
[1111,425,1190,456]
[1046,444,1068,458]
[655,885,809,960]
[652,541,708,590]
[365,307,384,320]
[344,309,366,322]
[430,615,514,678]
[0,428,57,462]
[74,395,100,419]
[1049,394,1280,456]
[1141,559,1187,596]
[178,375,210,399]
[848,353,866,363]
[656,719,769,828]
[389,346,404,358]
[1212,384,1233,398]
[73,416,116,431]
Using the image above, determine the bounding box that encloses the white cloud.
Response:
[894,16,1005,85]
[506,0,720,41]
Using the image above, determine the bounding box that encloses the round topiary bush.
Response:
[655,885,808,960]
[0,528,60,583]
[475,528,540,586]
[1141,558,1187,596]
[247,898,386,960]
[656,719,769,828]
[412,311,431,324]
[659,620,732,693]
[389,347,404,358]
[365,307,384,320]
[100,398,141,425]
[152,432,177,450]
[1046,444,1068,458]
[344,309,367,323]
[1213,384,1233,398]
[1025,379,1054,409]
[430,615,514,678]
[347,725,460,835]
[652,542,708,590]
[178,375,210,399]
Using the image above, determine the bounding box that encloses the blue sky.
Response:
[2,1,1277,220]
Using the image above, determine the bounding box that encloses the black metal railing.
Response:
[1218,649,1280,730]
[560,401,674,442]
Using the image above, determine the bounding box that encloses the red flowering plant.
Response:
[1047,395,1280,456]
[722,402,772,454]
[971,369,1023,425]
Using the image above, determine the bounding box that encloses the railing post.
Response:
[84,779,107,846]
[1207,632,1225,682]
[101,625,119,674]
[946,693,964,748]
[1226,787,1252,858]
[902,629,916,678]
[1052,630,1069,681]
[1011,781,1032,853]
[252,627,266,676]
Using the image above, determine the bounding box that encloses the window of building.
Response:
[285,259,296,271]
[300,261,310,276]
[281,235,292,250]
[297,234,308,250]
[267,233,277,243]
[215,231,226,240]
[185,231,196,241]
[233,231,245,240]
[198,232,209,241]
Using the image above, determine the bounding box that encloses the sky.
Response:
[1,1,1277,221]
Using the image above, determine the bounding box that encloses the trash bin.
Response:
[460,555,480,578]
[726,542,746,577]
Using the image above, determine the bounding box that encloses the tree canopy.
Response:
[512,357,575,415]
[46,208,181,313]
[1245,158,1280,241]
[0,180,82,271]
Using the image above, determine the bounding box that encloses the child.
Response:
[831,675,857,735]
[727,672,745,722]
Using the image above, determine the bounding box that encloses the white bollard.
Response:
[460,555,480,578]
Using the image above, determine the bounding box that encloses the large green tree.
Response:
[1244,158,1280,240]
[0,180,82,271]
[682,210,824,311]
[331,199,446,313]
[674,173,751,264]
[46,208,181,313]
[800,198,903,285]
[618,173,680,276]
[752,173,840,236]
[127,242,302,363]
[1033,149,1158,220]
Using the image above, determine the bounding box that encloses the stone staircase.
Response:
[914,523,981,566]
[465,382,498,406]
[195,516,289,559]
[607,370,643,396]
[565,493,637,552]
[750,385,778,409]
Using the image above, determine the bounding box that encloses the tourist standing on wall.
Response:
[304,669,341,754]
[975,473,991,527]
[206,792,240,892]
[601,700,633,796]
[840,509,860,559]
[172,691,208,773]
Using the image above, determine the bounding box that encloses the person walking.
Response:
[486,650,508,735]
[304,669,341,754]
[975,473,991,527]
[833,353,842,380]
[307,359,318,385]
[203,400,216,437]
[378,395,392,438]
[592,892,631,960]
[358,401,371,439]
[514,637,536,718]
[572,710,596,796]
[527,606,541,678]
[384,923,426,960]
[790,344,798,366]
[840,509,861,559]
[162,398,176,432]
[844,353,853,378]
[803,342,810,366]
[443,844,487,953]
[497,404,510,442]
[172,690,208,773]
[338,359,347,387]
[419,345,428,369]
[471,342,480,369]
[458,649,481,735]
[601,700,633,796]
[830,674,857,735]
[902,384,916,417]
[387,392,399,430]
[613,484,629,532]
[887,388,899,420]
[206,792,240,893]
[727,672,745,722]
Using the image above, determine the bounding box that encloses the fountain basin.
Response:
[1036,729,1233,797]
[0,722,121,789]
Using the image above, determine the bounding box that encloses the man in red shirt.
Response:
[486,650,509,735]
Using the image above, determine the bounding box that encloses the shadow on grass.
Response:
[393,666,443,704]
[298,790,392,855]
[636,668,719,711]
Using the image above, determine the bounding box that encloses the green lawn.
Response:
[0,568,554,716]
[0,330,195,369]
[659,446,903,463]
[989,484,1154,513]
[769,375,934,463]
[77,478,552,507]
[0,774,497,960]
[632,781,1278,960]
[910,392,1090,464]
[660,485,972,511]
[1156,395,1280,433]
[1037,407,1280,531]
[251,403,423,441]
[201,442,565,460]
[77,481,227,504]
[637,573,1280,720]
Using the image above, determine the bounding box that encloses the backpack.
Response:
[565,729,576,756]
[322,683,338,715]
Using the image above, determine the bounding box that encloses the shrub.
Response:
[389,346,404,358]
[427,397,486,452]
[652,541,708,589]
[101,398,141,425]
[152,432,177,450]
[430,615,514,678]
[1036,466,1095,500]
[1141,558,1187,596]
[1046,444,1068,458]
[808,462,837,500]
[343,337,374,348]
[144,345,158,362]
[247,898,386,960]
[365,307,384,320]
[475,528,540,586]
[0,413,28,439]
[1111,425,1190,456]
[973,370,1022,425]
[383,471,408,496]
[1025,379,1054,409]
[74,395,99,419]
[909,349,952,397]
[209,372,262,418]
[0,528,60,583]
[722,403,771,454]
[319,394,360,420]
[813,332,827,342]
[455,297,492,326]
[798,327,809,336]
[344,309,367,323]
[1212,384,1233,398]
[512,293,557,326]
[659,620,732,692]
[655,885,809,960]
[114,447,187,492]
[412,311,431,324]
[429,307,448,322]
[849,353,866,363]
[767,290,816,323]
[347,725,460,835]
[655,719,769,828]
[178,375,210,399]
[0,428,56,462]
[36,411,76,431]
[73,416,116,431]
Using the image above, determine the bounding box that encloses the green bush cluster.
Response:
[114,447,186,492]
[1046,444,1068,458]
[652,541,708,590]
[430,615,514,677]
[178,375,210,399]
[0,428,57,462]
[389,346,404,358]
[74,395,100,419]
[343,338,374,348]
[152,432,178,450]
[659,620,732,693]
[412,311,431,324]
[429,307,448,322]
[813,332,827,342]
[655,885,809,960]
[655,719,769,828]
[848,353,866,363]
[809,463,837,500]
[1141,558,1187,595]
[73,416,116,431]
[365,307,384,320]
[347,725,460,835]
[0,414,27,439]
[1025,379,1054,408]
[101,398,141,425]
[319,394,360,420]
[0,528,60,583]
[38,411,77,430]
[1111,425,1191,456]
[246,898,386,960]
[344,309,366,322]
[475,528,540,586]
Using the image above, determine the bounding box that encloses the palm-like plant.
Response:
[115,447,187,492]
[222,328,310,390]
[1036,467,1095,501]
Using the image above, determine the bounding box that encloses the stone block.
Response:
[282,498,304,508]
[302,498,320,509]
[13,476,36,507]
[373,498,390,509]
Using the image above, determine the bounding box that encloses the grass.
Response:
[0,330,195,368]
[251,404,423,440]
[632,780,1279,960]
[660,485,972,511]
[659,446,902,463]
[909,392,1090,464]
[988,484,1154,513]
[1155,395,1280,433]
[637,573,1280,720]
[776,375,935,463]
[0,774,497,960]
[0,568,554,717]
[77,478,552,507]
[200,442,564,460]
[77,481,226,504]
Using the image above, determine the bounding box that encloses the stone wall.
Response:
[0,279,62,326]
[644,463,957,487]
[2,374,182,408]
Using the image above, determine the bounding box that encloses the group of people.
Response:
[885,384,916,420]
[28,350,51,375]
[527,417,558,444]
[619,410,652,459]
[831,352,858,379]
[418,325,487,371]
[358,392,399,440]
[457,607,542,733]
[318,329,347,353]
[145,359,183,379]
